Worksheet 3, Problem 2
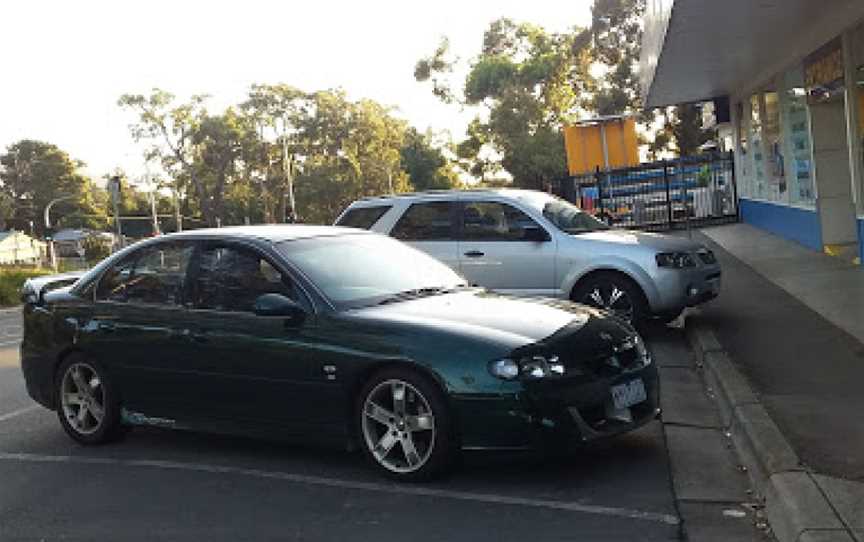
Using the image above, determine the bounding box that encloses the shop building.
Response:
[640,0,864,262]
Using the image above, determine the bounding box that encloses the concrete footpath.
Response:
[685,223,864,542]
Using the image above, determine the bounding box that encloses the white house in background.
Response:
[0,231,46,266]
[51,229,117,258]
[51,229,89,257]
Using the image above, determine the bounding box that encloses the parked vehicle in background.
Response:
[335,189,722,323]
[20,226,658,481]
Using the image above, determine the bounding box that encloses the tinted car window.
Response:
[461,201,541,241]
[95,243,193,306]
[190,245,298,313]
[390,202,453,241]
[336,205,391,229]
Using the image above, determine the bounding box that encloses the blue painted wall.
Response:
[858,218,864,263]
[739,198,822,251]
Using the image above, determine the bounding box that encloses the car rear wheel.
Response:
[572,272,647,324]
[55,353,123,445]
[357,368,456,482]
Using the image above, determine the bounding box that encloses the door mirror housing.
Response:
[523,225,550,242]
[253,293,307,325]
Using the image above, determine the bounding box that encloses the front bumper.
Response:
[651,264,722,313]
[454,363,660,451]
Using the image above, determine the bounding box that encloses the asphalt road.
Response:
[0,307,756,541]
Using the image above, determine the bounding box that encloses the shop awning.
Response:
[640,0,864,108]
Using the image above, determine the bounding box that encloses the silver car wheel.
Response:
[583,283,635,322]
[60,362,106,436]
[361,379,436,474]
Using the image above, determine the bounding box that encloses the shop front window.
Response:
[780,67,816,206]
[849,22,864,213]
[750,94,766,199]
[763,90,786,201]
[735,101,751,198]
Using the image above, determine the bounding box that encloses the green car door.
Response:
[179,241,346,436]
[84,241,199,416]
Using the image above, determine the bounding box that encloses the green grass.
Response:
[0,267,53,307]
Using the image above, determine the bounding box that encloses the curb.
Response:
[684,313,856,542]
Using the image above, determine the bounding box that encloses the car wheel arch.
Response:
[569,268,651,309]
[51,347,121,409]
[346,360,454,444]
[566,263,659,310]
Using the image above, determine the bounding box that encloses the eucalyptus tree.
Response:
[117,90,214,225]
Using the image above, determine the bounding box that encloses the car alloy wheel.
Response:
[582,283,635,322]
[60,362,106,436]
[55,354,123,444]
[361,378,437,475]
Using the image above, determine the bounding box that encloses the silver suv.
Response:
[335,189,721,322]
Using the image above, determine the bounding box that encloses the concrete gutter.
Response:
[685,311,858,542]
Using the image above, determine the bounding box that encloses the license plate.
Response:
[611,379,647,409]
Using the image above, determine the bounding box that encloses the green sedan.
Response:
[20,226,659,481]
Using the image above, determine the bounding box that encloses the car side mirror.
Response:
[253,293,307,326]
[523,225,550,242]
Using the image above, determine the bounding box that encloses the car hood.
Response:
[344,290,618,349]
[574,229,701,252]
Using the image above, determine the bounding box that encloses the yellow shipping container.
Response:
[563,117,639,176]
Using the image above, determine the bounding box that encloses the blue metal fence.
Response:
[553,151,738,231]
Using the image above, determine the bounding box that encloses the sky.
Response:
[0,0,593,182]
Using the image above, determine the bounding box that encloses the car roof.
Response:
[157,224,370,243]
[349,188,550,206]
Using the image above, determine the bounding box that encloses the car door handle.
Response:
[463,250,485,258]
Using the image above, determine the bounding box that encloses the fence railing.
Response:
[552,151,738,231]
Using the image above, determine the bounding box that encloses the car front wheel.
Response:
[357,368,456,481]
[572,272,648,324]
[55,353,123,445]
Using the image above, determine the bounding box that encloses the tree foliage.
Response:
[417,19,592,189]
[0,140,104,234]
[118,87,415,226]
[589,0,646,116]
[399,128,459,191]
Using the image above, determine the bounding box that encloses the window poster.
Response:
[804,39,845,104]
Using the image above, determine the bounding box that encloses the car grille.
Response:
[697,249,716,265]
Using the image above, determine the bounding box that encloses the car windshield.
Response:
[278,234,467,310]
[519,193,610,234]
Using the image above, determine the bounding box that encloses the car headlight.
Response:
[656,252,696,268]
[488,355,565,380]
[489,358,520,380]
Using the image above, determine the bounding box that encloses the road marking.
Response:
[0,451,679,525]
[0,340,20,348]
[0,405,40,423]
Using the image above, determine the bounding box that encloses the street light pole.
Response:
[108,176,123,247]
[281,123,296,222]
[43,194,75,271]
[145,162,160,236]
